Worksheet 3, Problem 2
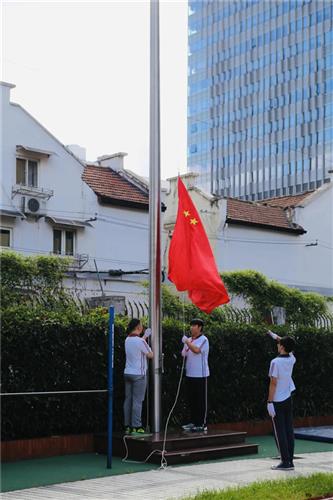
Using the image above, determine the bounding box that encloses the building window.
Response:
[0,228,11,247]
[53,229,75,256]
[190,123,198,134]
[16,158,38,187]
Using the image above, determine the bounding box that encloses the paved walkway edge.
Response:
[1,451,333,500]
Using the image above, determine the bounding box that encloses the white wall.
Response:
[217,185,333,295]
[293,185,333,294]
[1,84,95,257]
[76,202,149,301]
[219,225,305,287]
[165,174,333,297]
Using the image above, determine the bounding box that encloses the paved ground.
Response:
[1,451,332,500]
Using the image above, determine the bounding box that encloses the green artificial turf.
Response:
[245,435,333,461]
[1,453,158,493]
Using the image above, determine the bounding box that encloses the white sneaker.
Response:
[182,423,195,431]
[191,425,208,432]
[271,462,294,471]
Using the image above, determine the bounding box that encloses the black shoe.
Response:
[271,462,294,471]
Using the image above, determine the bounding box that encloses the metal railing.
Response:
[12,184,54,199]
[1,389,107,396]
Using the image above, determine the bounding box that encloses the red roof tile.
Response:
[226,198,306,234]
[83,166,149,209]
[258,191,314,209]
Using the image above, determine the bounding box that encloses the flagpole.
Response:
[149,0,162,433]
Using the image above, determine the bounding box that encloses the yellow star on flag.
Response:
[190,218,198,226]
[183,210,190,217]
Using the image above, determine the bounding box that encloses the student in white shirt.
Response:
[123,319,153,435]
[267,331,296,471]
[181,318,209,432]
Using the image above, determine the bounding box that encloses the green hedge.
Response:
[2,307,333,440]
[2,307,110,440]
[2,252,330,325]
[221,270,329,324]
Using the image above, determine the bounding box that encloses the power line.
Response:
[2,209,330,250]
[218,235,333,249]
[4,245,149,267]
[0,202,150,231]
[0,202,94,217]
[6,230,332,264]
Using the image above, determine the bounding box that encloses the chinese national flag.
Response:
[168,177,230,314]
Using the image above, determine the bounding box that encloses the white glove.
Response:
[267,402,276,418]
[267,330,278,340]
[182,335,189,344]
[144,328,152,338]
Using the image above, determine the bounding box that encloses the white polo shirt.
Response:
[269,353,296,402]
[182,335,210,378]
[124,336,152,376]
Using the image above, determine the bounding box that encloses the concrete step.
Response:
[96,429,248,455]
[148,442,259,465]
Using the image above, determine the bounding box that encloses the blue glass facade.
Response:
[188,0,333,199]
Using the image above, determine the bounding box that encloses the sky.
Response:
[1,0,188,179]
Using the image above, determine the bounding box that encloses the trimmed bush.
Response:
[221,270,329,324]
[2,307,332,440]
[0,251,73,310]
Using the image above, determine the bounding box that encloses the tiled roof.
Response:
[258,191,314,209]
[83,165,149,209]
[226,198,306,234]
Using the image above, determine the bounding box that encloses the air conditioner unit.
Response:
[21,196,47,216]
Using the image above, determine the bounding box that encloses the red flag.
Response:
[168,177,229,314]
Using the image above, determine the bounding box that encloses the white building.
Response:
[0,81,151,314]
[164,173,333,297]
[2,80,331,320]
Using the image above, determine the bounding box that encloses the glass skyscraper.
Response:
[187,0,333,200]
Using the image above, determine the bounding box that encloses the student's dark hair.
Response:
[279,336,296,353]
[190,318,204,331]
[126,318,141,335]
